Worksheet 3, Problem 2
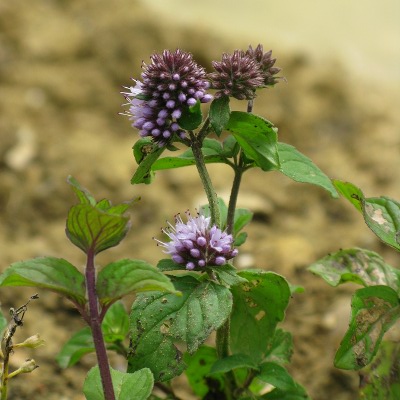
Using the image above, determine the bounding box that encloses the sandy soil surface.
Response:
[0,1,399,399]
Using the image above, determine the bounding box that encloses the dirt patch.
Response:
[1,1,399,399]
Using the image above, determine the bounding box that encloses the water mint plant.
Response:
[121,45,339,400]
[2,42,390,399]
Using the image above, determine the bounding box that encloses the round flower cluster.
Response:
[209,50,264,100]
[245,44,282,86]
[122,49,212,146]
[156,212,238,270]
[208,44,282,100]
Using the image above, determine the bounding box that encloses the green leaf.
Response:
[233,208,253,237]
[132,137,155,164]
[0,257,86,305]
[200,197,228,230]
[359,341,400,400]
[230,271,291,363]
[66,204,131,255]
[156,258,186,272]
[151,155,197,170]
[335,285,400,370]
[309,248,400,292]
[288,284,305,294]
[210,96,230,136]
[210,354,258,375]
[131,144,166,184]
[56,327,94,368]
[333,180,364,212]
[226,111,279,171]
[234,232,248,247]
[363,197,400,252]
[128,275,232,381]
[199,138,224,154]
[265,329,293,366]
[257,362,296,391]
[101,301,129,342]
[67,175,96,206]
[184,346,223,398]
[95,199,112,211]
[96,259,177,306]
[333,180,400,251]
[151,139,227,171]
[178,101,202,130]
[222,135,239,158]
[262,381,310,399]
[83,366,153,400]
[278,142,338,197]
[213,264,248,287]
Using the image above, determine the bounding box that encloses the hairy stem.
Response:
[189,130,220,227]
[225,98,253,233]
[86,249,115,400]
[216,318,236,400]
[190,124,237,397]
[226,167,243,235]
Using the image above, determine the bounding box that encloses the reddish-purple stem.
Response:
[86,248,115,400]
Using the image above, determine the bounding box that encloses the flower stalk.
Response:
[226,167,244,235]
[189,125,239,398]
[189,129,220,227]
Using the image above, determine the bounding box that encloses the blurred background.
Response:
[0,1,399,399]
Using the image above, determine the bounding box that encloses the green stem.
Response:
[225,98,253,233]
[189,131,220,227]
[242,369,257,392]
[216,101,252,397]
[189,123,237,398]
[218,164,245,398]
[216,319,235,400]
[86,249,115,400]
[0,350,10,400]
[226,167,243,235]
[1,317,16,400]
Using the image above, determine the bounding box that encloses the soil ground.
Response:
[0,1,399,399]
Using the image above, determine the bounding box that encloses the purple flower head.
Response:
[122,50,212,146]
[155,211,238,270]
[246,44,282,86]
[208,50,264,100]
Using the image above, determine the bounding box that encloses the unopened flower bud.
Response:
[246,44,283,86]
[209,50,264,100]
[8,359,39,379]
[13,334,45,349]
[20,358,39,373]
